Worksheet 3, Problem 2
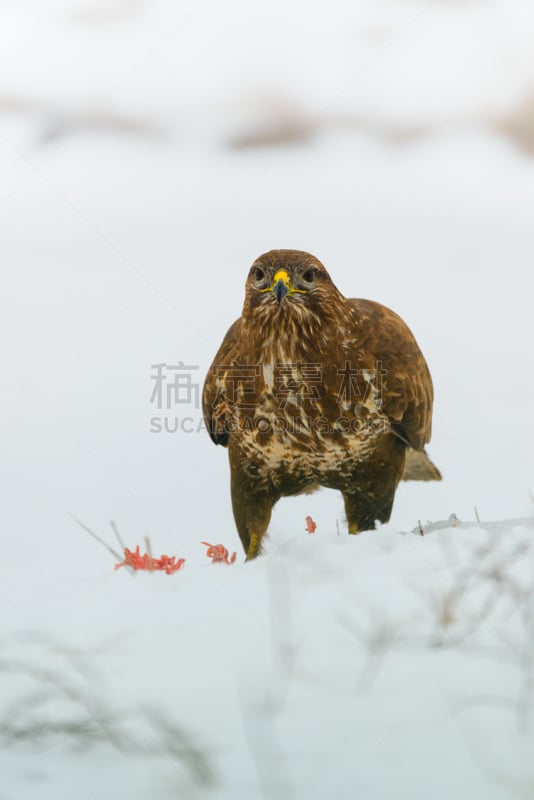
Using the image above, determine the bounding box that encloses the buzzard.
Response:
[203,250,440,559]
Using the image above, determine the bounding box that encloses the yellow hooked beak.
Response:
[261,269,305,305]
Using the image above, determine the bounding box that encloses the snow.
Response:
[2,521,534,798]
[1,1,534,798]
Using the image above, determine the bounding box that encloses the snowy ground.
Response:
[1,2,534,798]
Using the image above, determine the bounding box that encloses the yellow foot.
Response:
[246,534,262,560]
[348,522,359,535]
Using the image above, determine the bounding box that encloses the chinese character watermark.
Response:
[211,363,263,409]
[274,362,322,408]
[336,360,386,407]
[150,362,200,410]
[149,359,387,434]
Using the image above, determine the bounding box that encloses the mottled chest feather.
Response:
[223,355,390,490]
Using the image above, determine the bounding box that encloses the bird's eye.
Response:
[297,268,316,290]
[253,267,268,287]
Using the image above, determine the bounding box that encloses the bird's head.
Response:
[243,250,343,323]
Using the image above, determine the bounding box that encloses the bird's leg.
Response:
[343,488,396,534]
[343,444,406,534]
[230,479,275,560]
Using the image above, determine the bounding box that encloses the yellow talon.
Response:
[246,534,262,560]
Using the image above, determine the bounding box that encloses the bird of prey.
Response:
[203,249,441,559]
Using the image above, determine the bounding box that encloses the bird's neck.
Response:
[241,303,338,364]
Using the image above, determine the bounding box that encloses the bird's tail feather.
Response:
[402,449,442,481]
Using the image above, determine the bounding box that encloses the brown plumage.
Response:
[203,249,441,559]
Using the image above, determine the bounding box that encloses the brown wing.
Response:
[202,318,242,446]
[348,299,434,451]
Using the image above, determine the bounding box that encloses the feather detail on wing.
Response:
[202,318,242,446]
[348,299,434,452]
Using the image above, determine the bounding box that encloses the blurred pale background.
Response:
[1,0,534,567]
